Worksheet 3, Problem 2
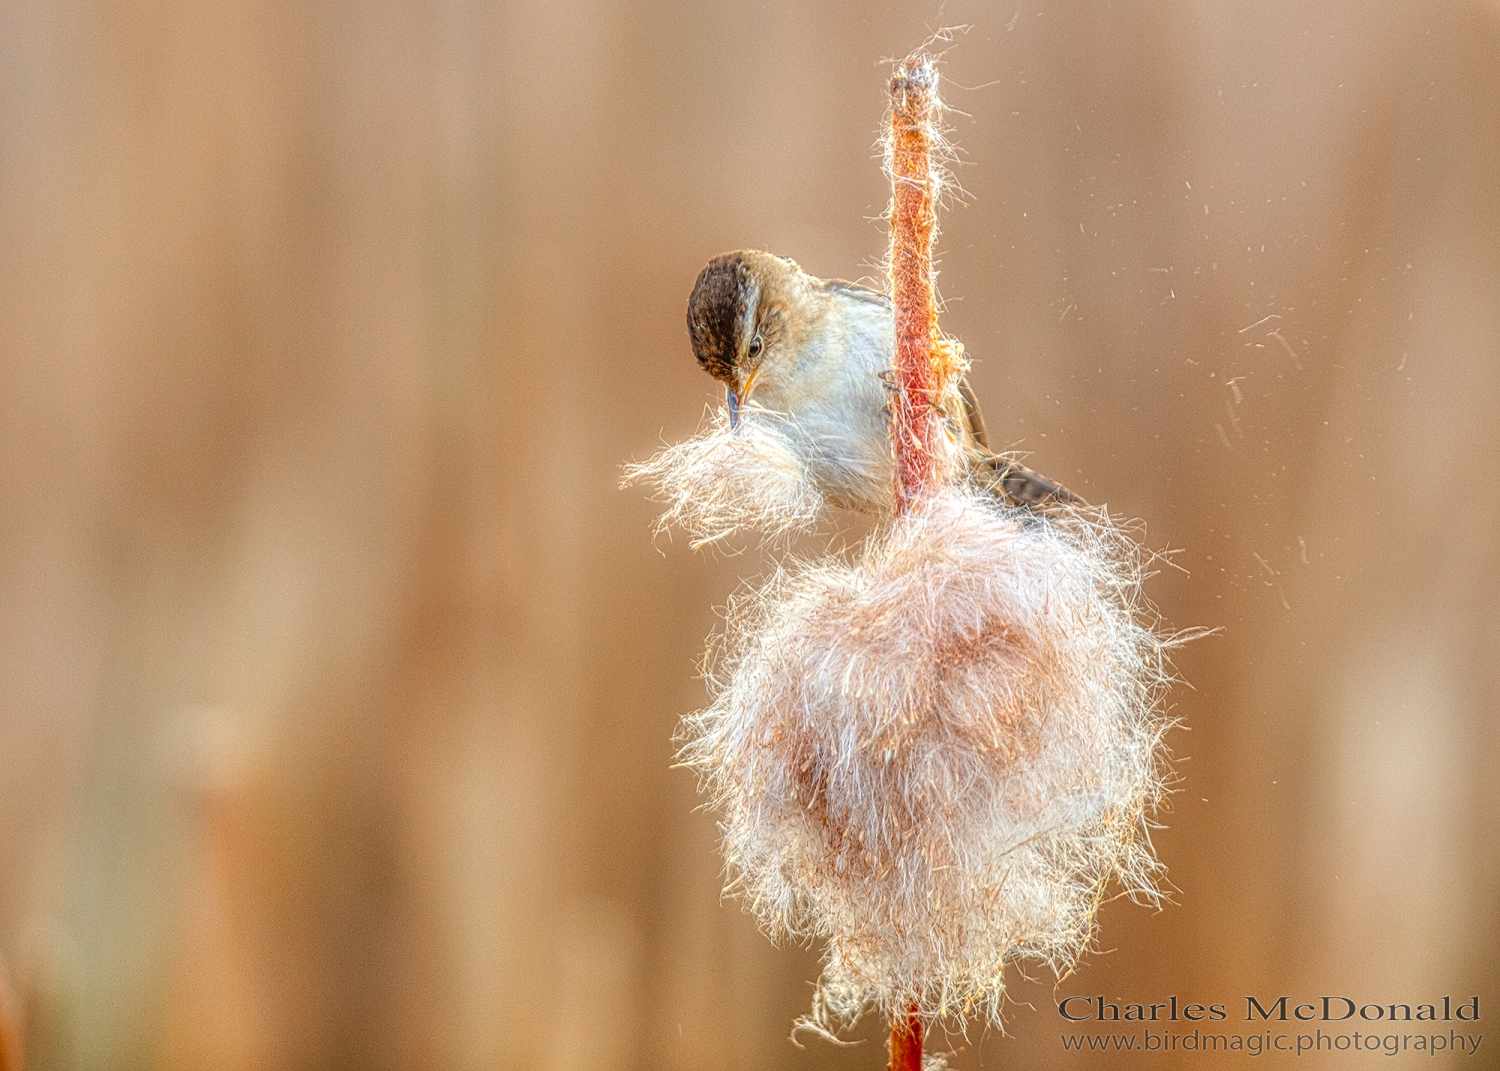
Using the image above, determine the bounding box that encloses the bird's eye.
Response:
[748,333,763,359]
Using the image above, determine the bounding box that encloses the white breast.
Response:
[750,296,897,514]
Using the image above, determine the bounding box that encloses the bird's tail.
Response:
[971,451,1080,510]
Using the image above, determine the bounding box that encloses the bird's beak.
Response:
[726,368,757,431]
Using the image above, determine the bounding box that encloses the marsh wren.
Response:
[686,250,1076,514]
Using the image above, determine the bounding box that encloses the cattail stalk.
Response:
[664,42,1177,1064]
[884,50,945,1067]
[887,55,946,515]
[887,1005,923,1071]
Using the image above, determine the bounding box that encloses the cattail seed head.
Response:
[680,489,1173,1030]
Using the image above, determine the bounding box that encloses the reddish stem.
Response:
[888,1006,924,1071]
[0,953,20,1071]
[887,56,943,515]
[884,54,939,1067]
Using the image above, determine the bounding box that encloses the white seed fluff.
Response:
[622,408,824,547]
[679,488,1173,1031]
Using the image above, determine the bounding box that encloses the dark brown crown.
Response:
[686,253,753,383]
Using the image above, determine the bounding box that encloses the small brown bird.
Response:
[686,250,1077,514]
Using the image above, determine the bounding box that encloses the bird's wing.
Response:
[958,374,1082,510]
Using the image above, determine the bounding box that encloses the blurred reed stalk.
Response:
[0,955,21,1071]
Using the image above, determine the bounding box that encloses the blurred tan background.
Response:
[0,0,1496,1068]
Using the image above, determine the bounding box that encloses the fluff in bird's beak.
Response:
[621,401,822,547]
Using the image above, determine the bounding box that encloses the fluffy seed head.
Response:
[679,489,1173,1030]
[622,407,824,547]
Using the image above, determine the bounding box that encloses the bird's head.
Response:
[687,250,811,428]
